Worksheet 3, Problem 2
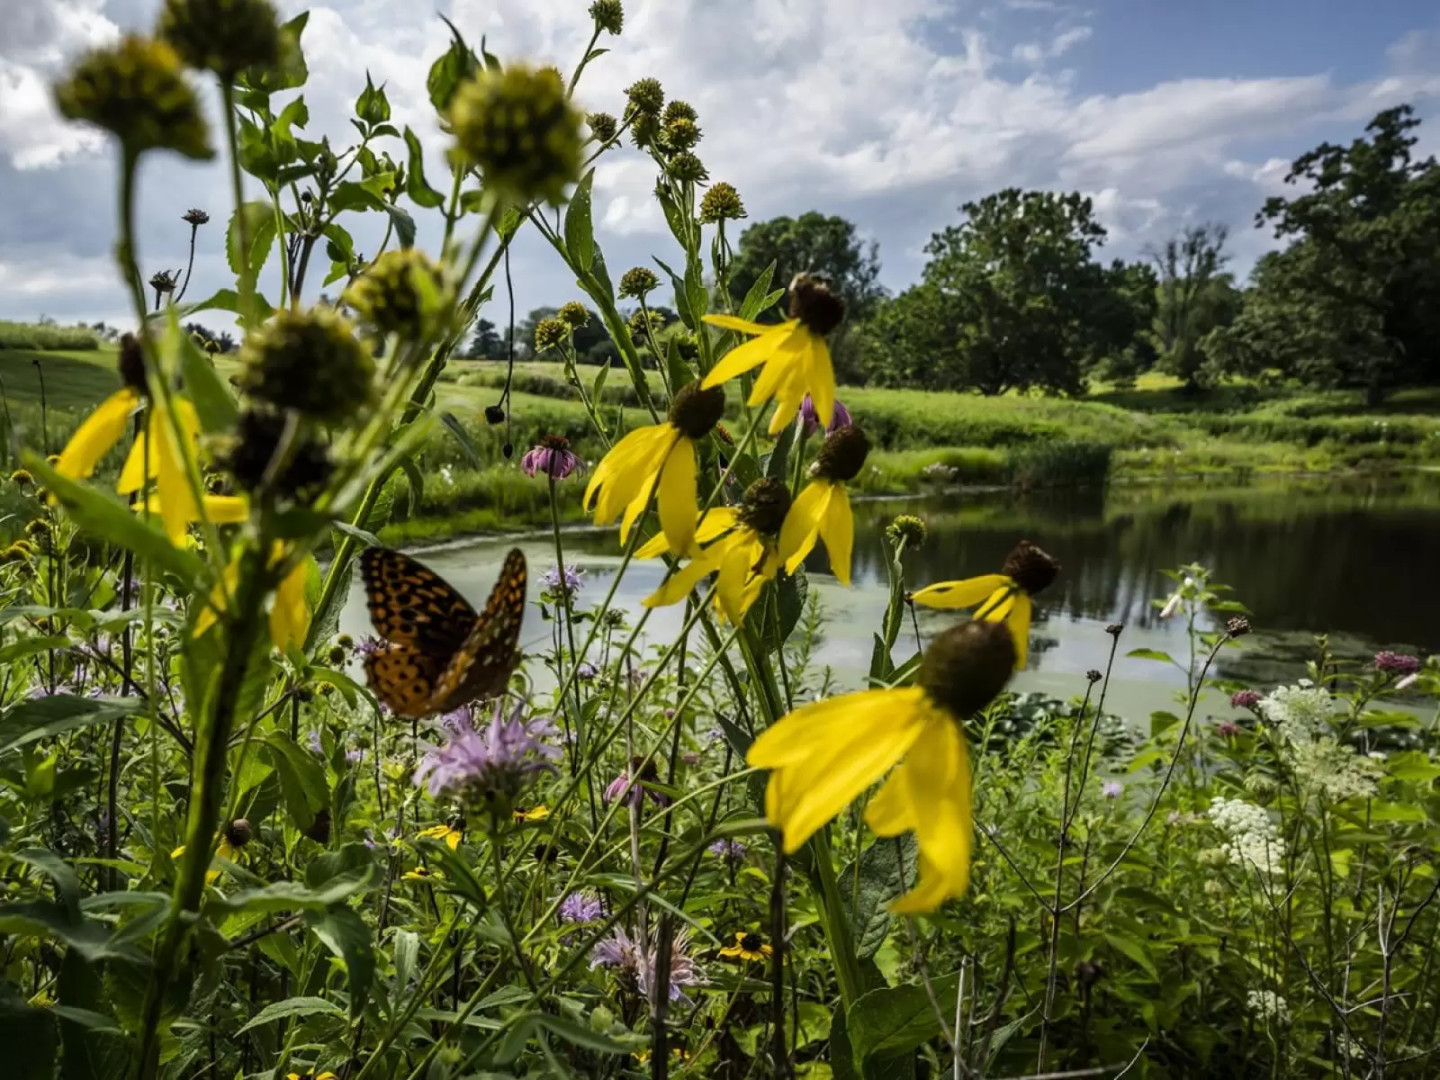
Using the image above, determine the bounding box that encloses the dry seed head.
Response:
[737,478,791,537]
[159,0,282,77]
[668,382,726,440]
[918,620,1017,720]
[238,307,374,423]
[1001,540,1059,596]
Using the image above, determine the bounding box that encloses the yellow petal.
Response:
[911,575,1012,611]
[656,436,698,557]
[635,531,672,560]
[446,830,461,851]
[805,337,837,430]
[643,549,717,609]
[270,558,310,652]
[1006,592,1033,671]
[116,407,157,494]
[713,530,765,625]
[155,426,198,546]
[694,506,739,545]
[748,687,929,852]
[202,495,249,524]
[56,389,139,480]
[194,555,240,639]
[818,484,854,586]
[703,314,772,336]
[702,322,801,388]
[884,719,973,913]
[778,481,830,576]
[586,424,670,522]
[746,332,805,409]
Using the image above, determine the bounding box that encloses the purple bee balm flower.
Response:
[414,699,560,808]
[1216,719,1241,737]
[1102,781,1122,799]
[576,661,598,681]
[1230,689,1262,710]
[799,394,851,437]
[590,925,706,1004]
[1375,651,1422,677]
[541,563,586,595]
[708,838,747,862]
[603,756,670,809]
[522,434,584,481]
[346,746,364,765]
[559,890,604,924]
[590,925,637,972]
[28,682,74,698]
[354,635,385,659]
[307,729,324,755]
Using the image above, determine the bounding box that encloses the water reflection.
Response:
[339,477,1440,719]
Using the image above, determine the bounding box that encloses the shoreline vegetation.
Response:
[4,342,1438,546]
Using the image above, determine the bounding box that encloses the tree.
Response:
[1145,224,1239,390]
[183,322,235,353]
[870,189,1132,396]
[727,212,885,382]
[1209,105,1440,402]
[464,318,507,360]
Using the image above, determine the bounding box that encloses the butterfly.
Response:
[358,547,527,719]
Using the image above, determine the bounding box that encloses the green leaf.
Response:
[385,204,417,249]
[210,860,380,914]
[0,696,141,756]
[263,733,329,829]
[240,10,308,93]
[428,19,478,112]
[739,261,778,322]
[0,984,58,1080]
[0,901,142,963]
[1150,710,1181,738]
[174,287,273,326]
[0,636,68,664]
[306,907,375,1018]
[1104,932,1160,981]
[565,169,597,273]
[402,126,445,209]
[57,951,131,1080]
[226,201,276,306]
[392,930,419,996]
[236,996,344,1034]
[23,455,205,588]
[165,311,238,433]
[355,71,391,124]
[1126,648,1177,664]
[846,972,960,1069]
[840,836,918,960]
[494,1012,635,1065]
[776,568,807,646]
[439,412,482,468]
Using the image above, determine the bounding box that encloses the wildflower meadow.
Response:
[2,3,1439,1079]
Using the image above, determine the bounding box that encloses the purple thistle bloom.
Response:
[603,757,670,809]
[799,394,852,437]
[708,838,747,862]
[541,563,586,595]
[590,925,637,972]
[1230,689,1262,710]
[559,890,604,924]
[414,699,560,808]
[1101,780,1122,799]
[522,435,584,481]
[1375,651,1422,677]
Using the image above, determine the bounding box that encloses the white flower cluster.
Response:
[1290,737,1382,803]
[1209,796,1286,876]
[1260,680,1335,743]
[1247,989,1290,1025]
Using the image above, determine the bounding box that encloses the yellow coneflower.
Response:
[171,836,235,885]
[643,479,790,625]
[513,805,550,823]
[701,273,843,436]
[909,541,1060,671]
[416,823,463,850]
[194,542,311,652]
[748,620,1017,913]
[778,426,869,585]
[402,866,442,882]
[719,930,773,963]
[584,382,725,557]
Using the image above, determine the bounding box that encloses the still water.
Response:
[339,477,1440,721]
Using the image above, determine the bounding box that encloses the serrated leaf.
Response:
[846,972,960,1069]
[840,835,917,960]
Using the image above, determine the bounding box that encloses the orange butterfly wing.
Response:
[429,548,528,714]
[359,548,477,654]
[363,643,446,719]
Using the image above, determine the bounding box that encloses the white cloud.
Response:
[0,0,1437,330]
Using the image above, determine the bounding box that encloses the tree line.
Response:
[468,105,1440,403]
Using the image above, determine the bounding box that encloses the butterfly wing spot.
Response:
[430,549,528,714]
[360,548,478,653]
[364,643,446,719]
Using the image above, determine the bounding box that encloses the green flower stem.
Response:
[811,826,865,1009]
[134,549,268,1080]
[566,26,603,97]
[547,476,586,753]
[220,84,254,328]
[116,151,149,334]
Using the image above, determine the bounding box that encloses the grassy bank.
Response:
[4,346,1438,544]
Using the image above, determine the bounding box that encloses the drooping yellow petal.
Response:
[584,424,673,523]
[746,331,808,410]
[56,388,140,480]
[638,507,739,560]
[702,322,803,389]
[1005,592,1033,671]
[643,547,719,609]
[270,557,310,652]
[713,529,770,625]
[748,687,930,852]
[155,422,199,545]
[656,436,698,557]
[137,493,248,524]
[778,481,831,576]
[911,575,1012,611]
[806,339,837,431]
[194,555,241,639]
[818,484,854,586]
[703,314,772,336]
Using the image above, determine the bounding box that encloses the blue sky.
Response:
[1,0,1437,330]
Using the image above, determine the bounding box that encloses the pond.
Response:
[340,475,1440,722]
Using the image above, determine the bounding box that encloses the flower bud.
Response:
[700,182,746,224]
[886,514,926,550]
[662,100,697,126]
[589,0,624,35]
[666,151,708,184]
[558,301,589,329]
[534,317,569,352]
[238,307,375,423]
[663,117,701,152]
[619,266,660,299]
[485,404,506,425]
[54,35,213,160]
[343,248,452,339]
[625,77,664,116]
[919,620,1017,720]
[159,0,282,78]
[587,111,618,144]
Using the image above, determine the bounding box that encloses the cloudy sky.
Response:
[2,0,1438,333]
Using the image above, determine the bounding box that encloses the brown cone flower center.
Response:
[1002,540,1059,596]
[788,273,845,336]
[737,478,791,536]
[812,425,871,483]
[668,381,726,440]
[918,620,1017,719]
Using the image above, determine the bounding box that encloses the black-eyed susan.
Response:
[719,930,773,963]
[513,805,550,823]
[402,866,442,882]
[416,822,463,850]
[171,824,245,885]
[643,478,790,625]
[286,1073,338,1080]
[909,541,1060,671]
[748,619,1017,913]
[194,542,310,652]
[584,381,725,557]
[702,273,843,436]
[778,425,869,585]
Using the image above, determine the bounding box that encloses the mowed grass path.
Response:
[0,348,121,409]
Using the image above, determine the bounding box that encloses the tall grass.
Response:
[0,320,100,351]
